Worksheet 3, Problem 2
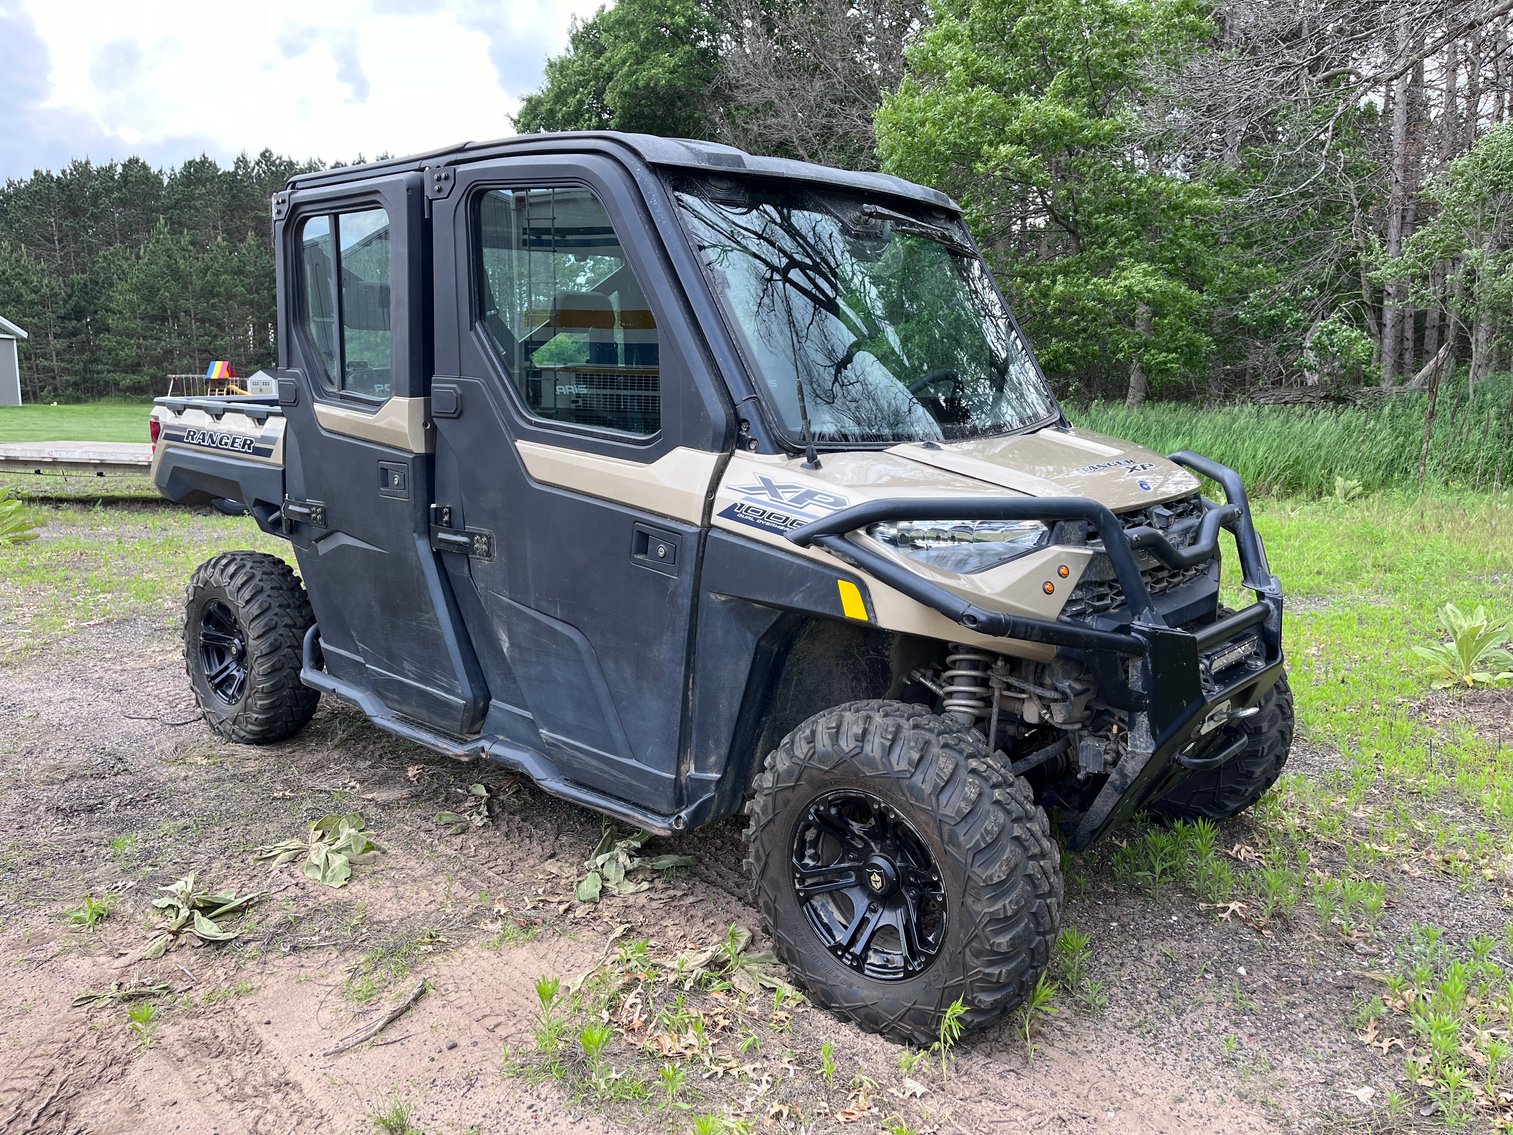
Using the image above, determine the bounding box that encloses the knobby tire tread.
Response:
[744,699,1061,1044]
[185,551,318,745]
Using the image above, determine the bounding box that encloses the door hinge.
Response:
[429,504,494,560]
[425,166,456,201]
[282,496,326,529]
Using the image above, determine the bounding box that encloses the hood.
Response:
[774,426,1202,513]
[885,427,1202,511]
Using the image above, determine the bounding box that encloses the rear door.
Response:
[274,172,486,733]
[429,153,730,815]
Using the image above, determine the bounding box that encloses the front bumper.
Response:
[787,450,1284,851]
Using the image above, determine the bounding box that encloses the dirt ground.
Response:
[0,531,1507,1134]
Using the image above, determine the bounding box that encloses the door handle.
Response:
[631,523,680,576]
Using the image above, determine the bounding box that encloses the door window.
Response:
[474,187,660,437]
[297,206,393,399]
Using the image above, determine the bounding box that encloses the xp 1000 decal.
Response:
[718,474,848,536]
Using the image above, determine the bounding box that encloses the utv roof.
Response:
[283,131,958,212]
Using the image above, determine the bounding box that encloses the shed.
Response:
[0,315,27,407]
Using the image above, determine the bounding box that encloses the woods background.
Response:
[3,0,1513,436]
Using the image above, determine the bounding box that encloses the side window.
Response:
[475,187,660,437]
[297,207,393,399]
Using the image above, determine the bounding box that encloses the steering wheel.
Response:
[907,368,963,399]
[907,368,971,430]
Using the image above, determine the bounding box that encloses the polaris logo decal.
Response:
[731,475,848,514]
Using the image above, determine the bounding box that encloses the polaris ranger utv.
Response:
[150,132,1290,1044]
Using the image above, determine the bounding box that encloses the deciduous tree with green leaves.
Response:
[512,0,721,139]
[876,0,1223,405]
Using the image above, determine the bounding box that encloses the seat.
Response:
[549,290,618,367]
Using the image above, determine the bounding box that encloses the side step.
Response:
[299,626,686,834]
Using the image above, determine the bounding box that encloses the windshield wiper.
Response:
[856,205,976,258]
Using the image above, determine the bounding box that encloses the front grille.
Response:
[1061,494,1212,618]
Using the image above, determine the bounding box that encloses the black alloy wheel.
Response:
[197,599,249,705]
[790,789,948,981]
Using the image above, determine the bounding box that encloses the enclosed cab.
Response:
[151,133,1290,1043]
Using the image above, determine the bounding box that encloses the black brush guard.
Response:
[786,451,1285,851]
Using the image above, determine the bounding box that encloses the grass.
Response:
[1365,924,1513,1126]
[0,400,154,443]
[342,929,441,1006]
[1072,375,1513,496]
[0,502,289,662]
[369,1098,423,1135]
[1254,493,1513,822]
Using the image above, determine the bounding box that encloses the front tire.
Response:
[745,700,1061,1045]
[184,551,319,744]
[1150,674,1294,823]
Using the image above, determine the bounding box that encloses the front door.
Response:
[275,172,486,733]
[429,154,729,815]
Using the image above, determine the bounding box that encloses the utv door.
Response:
[274,172,486,732]
[429,154,730,816]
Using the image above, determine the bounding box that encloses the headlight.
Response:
[866,518,1049,574]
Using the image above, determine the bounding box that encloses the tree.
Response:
[0,151,315,400]
[1395,121,1513,387]
[512,0,722,138]
[876,0,1221,405]
[714,0,925,170]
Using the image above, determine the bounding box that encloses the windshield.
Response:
[672,179,1058,446]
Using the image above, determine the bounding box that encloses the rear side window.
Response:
[474,187,660,437]
[297,206,392,399]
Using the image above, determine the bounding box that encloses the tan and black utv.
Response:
[149,132,1290,1044]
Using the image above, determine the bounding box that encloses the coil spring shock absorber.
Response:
[941,644,996,723]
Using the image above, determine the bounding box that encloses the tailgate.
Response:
[150,396,286,524]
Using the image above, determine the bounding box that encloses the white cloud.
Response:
[5,0,604,176]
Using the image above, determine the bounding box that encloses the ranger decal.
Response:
[1068,458,1156,477]
[165,425,275,458]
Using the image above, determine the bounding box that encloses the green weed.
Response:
[935,995,967,1082]
[369,1098,422,1135]
[125,1000,158,1050]
[1015,973,1058,1058]
[1412,602,1513,689]
[67,894,115,931]
[0,489,43,544]
[819,1039,837,1082]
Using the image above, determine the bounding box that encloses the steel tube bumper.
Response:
[787,450,1286,850]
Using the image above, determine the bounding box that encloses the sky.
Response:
[0,0,605,181]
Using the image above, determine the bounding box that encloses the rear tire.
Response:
[1150,674,1294,823]
[184,551,319,744]
[745,700,1061,1045]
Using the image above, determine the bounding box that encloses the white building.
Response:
[0,315,27,406]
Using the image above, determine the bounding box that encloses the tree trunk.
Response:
[1380,16,1413,388]
[1424,261,1444,362]
[1124,303,1153,409]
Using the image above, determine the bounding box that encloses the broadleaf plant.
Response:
[1411,602,1513,689]
[255,813,381,888]
[143,873,262,958]
[575,825,696,903]
[0,489,42,545]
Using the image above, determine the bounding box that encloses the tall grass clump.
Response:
[1070,375,1512,497]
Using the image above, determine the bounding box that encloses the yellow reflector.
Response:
[837,579,868,621]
